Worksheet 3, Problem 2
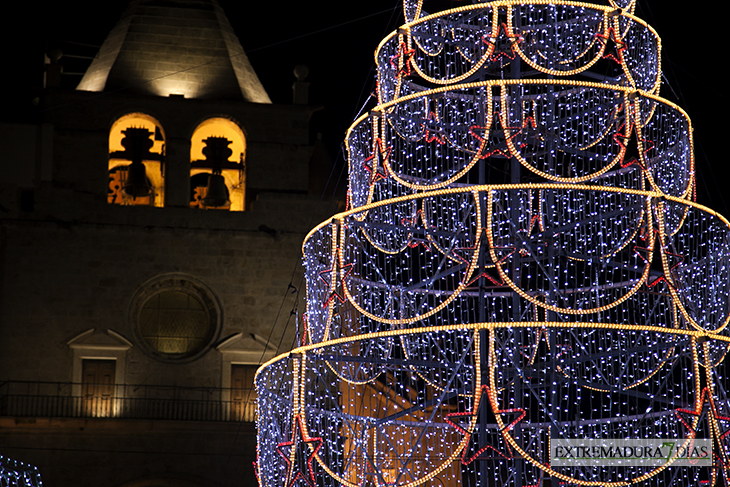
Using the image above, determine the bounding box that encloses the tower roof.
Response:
[76,0,271,103]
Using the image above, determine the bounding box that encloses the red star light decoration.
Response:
[399,208,433,250]
[596,26,627,65]
[675,385,730,483]
[613,122,655,170]
[422,111,447,145]
[633,235,684,288]
[469,112,525,159]
[318,257,355,308]
[276,416,323,487]
[363,139,392,186]
[482,23,524,61]
[389,41,416,78]
[676,387,730,442]
[445,385,525,465]
[300,313,309,346]
[450,228,515,287]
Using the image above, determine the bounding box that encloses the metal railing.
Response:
[0,381,257,422]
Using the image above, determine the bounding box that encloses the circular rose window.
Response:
[131,275,221,362]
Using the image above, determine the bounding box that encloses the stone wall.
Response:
[0,84,332,487]
[0,417,257,487]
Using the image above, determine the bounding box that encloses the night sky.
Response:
[6,0,728,214]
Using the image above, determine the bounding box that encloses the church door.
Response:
[81,359,116,417]
[231,364,256,421]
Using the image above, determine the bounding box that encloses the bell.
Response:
[123,160,151,197]
[202,174,229,208]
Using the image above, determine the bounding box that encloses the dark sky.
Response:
[6,0,728,214]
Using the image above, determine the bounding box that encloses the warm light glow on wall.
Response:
[190,117,246,212]
[150,79,199,99]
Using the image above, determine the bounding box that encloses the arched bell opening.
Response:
[108,113,165,207]
[189,117,246,211]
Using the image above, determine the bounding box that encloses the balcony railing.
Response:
[0,381,257,422]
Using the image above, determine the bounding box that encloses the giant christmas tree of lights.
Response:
[255,0,730,486]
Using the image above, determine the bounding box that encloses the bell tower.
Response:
[0,1,328,486]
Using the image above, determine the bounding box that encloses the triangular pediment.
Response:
[67,328,133,351]
[216,333,277,363]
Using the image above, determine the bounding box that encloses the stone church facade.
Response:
[0,1,326,486]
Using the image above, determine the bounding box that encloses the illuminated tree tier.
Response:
[0,455,42,487]
[255,1,730,487]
